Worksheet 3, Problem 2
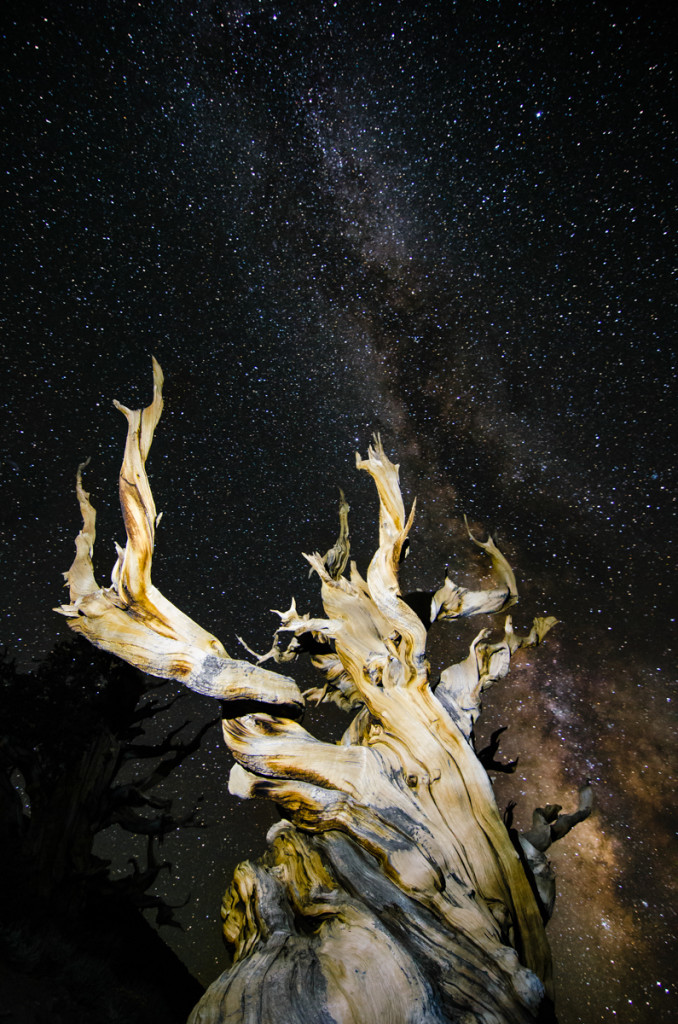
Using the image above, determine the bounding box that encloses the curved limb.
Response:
[55,359,303,711]
[517,783,594,921]
[52,363,589,1023]
[478,727,519,774]
[435,615,559,739]
[430,517,518,623]
[312,487,351,580]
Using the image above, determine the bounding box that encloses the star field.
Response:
[1,3,675,1022]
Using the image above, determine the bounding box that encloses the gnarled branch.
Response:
[56,362,593,1024]
[55,358,303,714]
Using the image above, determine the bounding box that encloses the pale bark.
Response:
[55,358,303,714]
[56,362,591,1023]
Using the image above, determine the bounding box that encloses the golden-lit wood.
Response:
[58,362,591,1024]
[55,358,303,712]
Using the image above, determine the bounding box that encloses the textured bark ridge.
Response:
[56,362,591,1024]
[55,358,303,715]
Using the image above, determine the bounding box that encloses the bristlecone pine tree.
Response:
[56,360,592,1024]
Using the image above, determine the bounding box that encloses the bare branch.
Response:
[54,364,592,1024]
[134,717,218,791]
[110,800,204,837]
[517,783,594,921]
[311,488,351,580]
[435,614,558,739]
[477,726,519,774]
[55,359,304,713]
[131,690,184,724]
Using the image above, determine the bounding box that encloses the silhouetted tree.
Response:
[0,636,210,1023]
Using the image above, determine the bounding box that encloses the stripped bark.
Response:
[57,362,591,1023]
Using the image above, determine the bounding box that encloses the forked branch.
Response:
[55,361,593,1024]
[55,358,303,712]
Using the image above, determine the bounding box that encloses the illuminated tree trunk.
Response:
[56,361,590,1023]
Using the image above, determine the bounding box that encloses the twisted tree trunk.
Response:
[56,361,590,1023]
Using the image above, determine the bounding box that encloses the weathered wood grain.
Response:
[57,362,592,1023]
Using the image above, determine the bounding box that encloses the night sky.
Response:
[1,2,676,1022]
